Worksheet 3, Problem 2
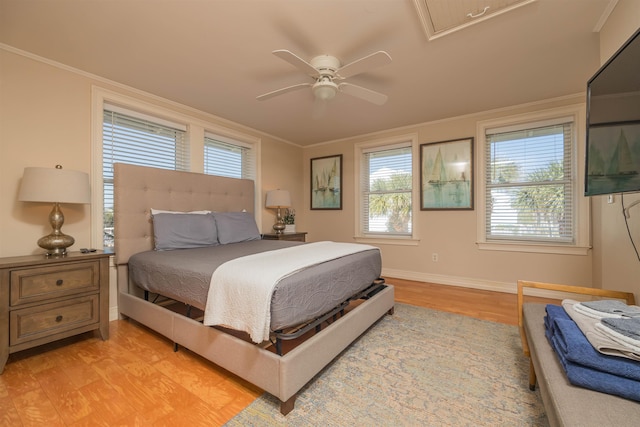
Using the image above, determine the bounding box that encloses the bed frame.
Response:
[113,163,395,415]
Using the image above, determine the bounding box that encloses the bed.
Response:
[113,163,395,415]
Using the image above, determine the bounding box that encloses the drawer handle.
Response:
[55,315,63,322]
[56,279,64,286]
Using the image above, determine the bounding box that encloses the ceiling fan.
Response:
[256,49,392,105]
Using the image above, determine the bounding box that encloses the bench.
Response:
[517,280,640,427]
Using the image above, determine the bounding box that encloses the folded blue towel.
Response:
[544,304,640,401]
[546,304,570,323]
[544,304,570,341]
[549,333,640,402]
[553,317,640,381]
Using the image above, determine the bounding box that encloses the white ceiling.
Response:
[0,0,614,146]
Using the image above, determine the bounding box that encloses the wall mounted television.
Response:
[585,27,640,196]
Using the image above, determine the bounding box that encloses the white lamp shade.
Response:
[18,166,91,204]
[265,189,291,208]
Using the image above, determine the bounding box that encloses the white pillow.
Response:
[151,208,210,215]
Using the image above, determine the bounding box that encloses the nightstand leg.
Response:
[0,348,7,374]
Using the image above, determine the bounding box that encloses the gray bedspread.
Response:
[128,240,382,331]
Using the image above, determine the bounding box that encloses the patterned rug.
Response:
[225,303,548,426]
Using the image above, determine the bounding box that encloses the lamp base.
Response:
[272,222,286,234]
[273,206,286,234]
[38,233,75,257]
[36,202,75,256]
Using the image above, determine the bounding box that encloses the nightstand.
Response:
[0,251,110,373]
[262,232,307,242]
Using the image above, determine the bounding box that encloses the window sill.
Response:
[477,241,591,255]
[354,236,420,246]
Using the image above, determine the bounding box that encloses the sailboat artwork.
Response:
[587,126,640,195]
[311,154,342,209]
[421,138,474,210]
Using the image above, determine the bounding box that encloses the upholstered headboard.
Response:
[113,163,255,265]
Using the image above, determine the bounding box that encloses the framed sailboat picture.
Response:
[311,154,342,210]
[420,138,474,210]
[586,122,640,196]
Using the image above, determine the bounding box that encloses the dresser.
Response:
[262,232,307,242]
[0,251,110,373]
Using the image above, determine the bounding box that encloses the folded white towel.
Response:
[562,299,640,361]
[573,303,624,320]
[595,322,640,358]
[581,300,640,318]
[601,317,640,341]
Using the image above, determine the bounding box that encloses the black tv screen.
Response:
[585,27,640,196]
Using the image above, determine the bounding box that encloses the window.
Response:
[478,107,590,253]
[204,134,256,180]
[102,107,188,247]
[93,89,262,249]
[358,141,413,237]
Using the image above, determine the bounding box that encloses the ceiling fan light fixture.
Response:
[257,49,391,106]
[313,80,338,101]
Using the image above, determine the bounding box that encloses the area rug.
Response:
[225,303,548,426]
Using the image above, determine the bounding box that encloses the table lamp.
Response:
[265,189,291,234]
[18,165,91,256]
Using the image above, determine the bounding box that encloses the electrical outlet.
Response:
[432,253,438,262]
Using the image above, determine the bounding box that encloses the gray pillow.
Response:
[213,212,261,244]
[152,212,218,250]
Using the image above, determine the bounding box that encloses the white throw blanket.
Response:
[202,241,378,343]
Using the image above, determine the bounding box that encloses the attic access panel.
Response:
[413,0,537,40]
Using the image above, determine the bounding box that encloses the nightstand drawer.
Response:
[10,295,99,346]
[10,261,99,306]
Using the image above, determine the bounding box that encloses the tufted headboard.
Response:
[113,163,255,265]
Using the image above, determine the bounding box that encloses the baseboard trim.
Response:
[382,268,515,293]
[381,268,585,300]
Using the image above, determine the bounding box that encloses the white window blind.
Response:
[204,134,255,180]
[485,120,574,243]
[361,144,412,236]
[102,108,189,247]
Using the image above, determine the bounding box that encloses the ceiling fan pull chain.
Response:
[467,6,490,19]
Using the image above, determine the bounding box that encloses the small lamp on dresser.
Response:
[18,165,91,257]
[265,189,291,234]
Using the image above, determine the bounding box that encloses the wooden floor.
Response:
[0,278,545,426]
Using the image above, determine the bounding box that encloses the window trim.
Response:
[354,133,420,245]
[204,131,257,180]
[476,104,591,255]
[91,86,262,248]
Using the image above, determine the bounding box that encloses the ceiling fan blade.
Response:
[338,82,388,105]
[256,83,311,101]
[336,51,392,79]
[272,50,319,77]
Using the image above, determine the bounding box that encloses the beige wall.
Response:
[301,1,640,300]
[0,48,303,259]
[594,0,640,296]
[0,48,303,319]
[303,96,594,294]
[1,52,94,257]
